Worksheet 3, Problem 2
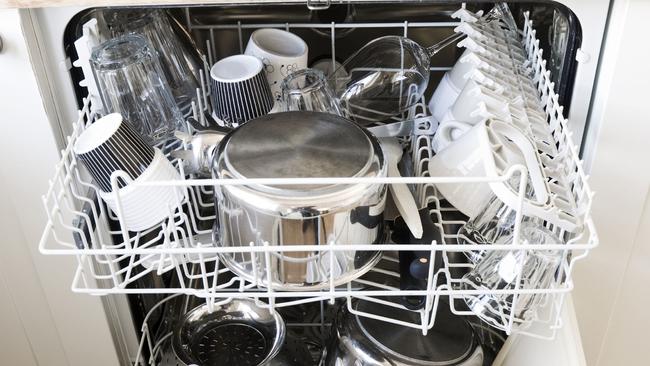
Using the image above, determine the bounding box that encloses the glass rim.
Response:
[281,68,329,95]
[90,34,154,71]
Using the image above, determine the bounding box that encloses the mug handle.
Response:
[483,121,580,231]
[433,120,472,152]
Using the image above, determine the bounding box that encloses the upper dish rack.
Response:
[39,7,597,339]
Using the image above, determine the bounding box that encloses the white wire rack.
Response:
[40,6,597,345]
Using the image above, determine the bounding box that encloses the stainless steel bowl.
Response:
[321,300,483,366]
[212,112,387,290]
[172,299,286,366]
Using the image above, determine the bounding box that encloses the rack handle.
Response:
[306,0,331,11]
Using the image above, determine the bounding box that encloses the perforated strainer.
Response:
[172,299,285,366]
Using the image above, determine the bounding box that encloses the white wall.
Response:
[574,0,650,364]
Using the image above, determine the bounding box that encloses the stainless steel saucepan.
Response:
[179,112,388,290]
[212,111,387,290]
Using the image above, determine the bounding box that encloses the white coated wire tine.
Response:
[191,100,198,122]
[196,87,206,127]
[263,241,275,308]
[330,22,336,72]
[249,241,259,287]
[328,238,335,305]
[202,54,210,93]
[199,68,208,117]
[209,28,216,63]
[237,21,244,53]
[206,40,213,71]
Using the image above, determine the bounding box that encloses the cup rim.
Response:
[210,54,263,83]
[249,28,308,59]
[74,113,124,155]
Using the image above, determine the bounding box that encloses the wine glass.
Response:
[331,5,510,125]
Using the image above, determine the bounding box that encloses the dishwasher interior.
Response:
[41,2,595,365]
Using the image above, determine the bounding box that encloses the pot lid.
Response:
[221,111,378,193]
[354,300,477,365]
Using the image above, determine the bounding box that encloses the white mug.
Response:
[430,50,515,122]
[442,80,512,126]
[428,120,549,219]
[99,148,187,231]
[244,28,308,100]
[429,72,461,121]
[449,51,514,92]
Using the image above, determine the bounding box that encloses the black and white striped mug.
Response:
[210,55,274,127]
[73,113,155,192]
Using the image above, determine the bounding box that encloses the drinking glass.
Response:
[91,35,182,144]
[104,9,203,115]
[281,68,343,115]
[458,172,539,264]
[460,222,563,327]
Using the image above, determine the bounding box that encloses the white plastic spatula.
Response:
[380,138,423,239]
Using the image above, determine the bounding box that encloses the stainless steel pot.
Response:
[321,300,483,366]
[211,112,387,290]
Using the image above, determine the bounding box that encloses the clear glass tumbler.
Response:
[281,68,343,116]
[91,35,181,144]
[460,222,562,327]
[104,9,203,115]
[458,174,539,264]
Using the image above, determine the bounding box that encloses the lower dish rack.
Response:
[39,9,597,343]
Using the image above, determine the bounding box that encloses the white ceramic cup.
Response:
[244,28,308,100]
[429,73,462,121]
[428,120,549,219]
[100,148,187,231]
[430,49,516,122]
[448,49,479,90]
[442,80,512,126]
[449,49,517,89]
[210,54,274,126]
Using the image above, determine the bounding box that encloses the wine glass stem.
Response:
[425,4,509,58]
[425,32,466,57]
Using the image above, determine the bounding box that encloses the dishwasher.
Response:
[6,1,602,365]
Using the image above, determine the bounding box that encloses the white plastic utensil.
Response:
[380,138,423,239]
[368,116,433,138]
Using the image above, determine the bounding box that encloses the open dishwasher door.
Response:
[495,296,587,366]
